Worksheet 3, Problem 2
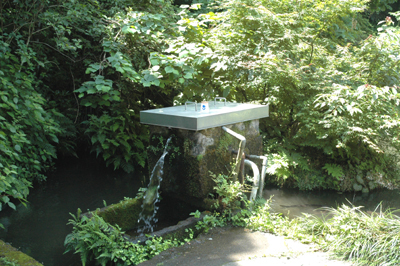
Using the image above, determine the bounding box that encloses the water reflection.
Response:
[0,156,143,266]
[264,187,400,219]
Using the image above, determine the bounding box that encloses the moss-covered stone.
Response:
[147,120,263,209]
[0,240,43,266]
[93,198,143,231]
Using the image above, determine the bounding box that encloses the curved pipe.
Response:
[221,126,246,182]
[221,126,267,200]
[231,151,268,199]
[247,155,268,199]
[244,159,260,201]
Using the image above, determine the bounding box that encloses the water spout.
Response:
[138,136,172,233]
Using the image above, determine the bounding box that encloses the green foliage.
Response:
[210,172,246,211]
[2,0,400,219]
[192,175,400,265]
[0,35,65,210]
[1,0,180,182]
[191,211,226,233]
[322,164,344,179]
[148,134,181,163]
[158,0,400,190]
[84,112,147,172]
[64,209,191,266]
[0,257,20,266]
[294,204,400,266]
[74,1,179,172]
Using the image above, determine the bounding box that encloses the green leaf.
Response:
[152,79,160,86]
[8,126,16,133]
[184,72,193,79]
[7,202,16,210]
[112,123,119,132]
[87,88,97,94]
[150,59,159,65]
[165,66,175,73]
[98,134,106,144]
[223,88,230,97]
[2,196,9,204]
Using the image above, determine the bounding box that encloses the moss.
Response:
[96,198,143,231]
[0,240,43,266]
[147,121,262,206]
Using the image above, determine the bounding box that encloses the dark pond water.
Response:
[264,187,400,219]
[1,156,400,266]
[0,156,144,266]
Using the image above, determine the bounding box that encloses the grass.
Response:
[235,199,400,266]
[296,203,400,266]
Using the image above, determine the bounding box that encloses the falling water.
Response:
[137,136,172,233]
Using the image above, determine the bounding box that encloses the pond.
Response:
[1,156,400,265]
[0,156,143,266]
[264,186,400,219]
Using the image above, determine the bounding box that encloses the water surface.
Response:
[0,156,143,266]
[264,187,400,219]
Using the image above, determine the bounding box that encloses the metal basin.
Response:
[140,100,269,131]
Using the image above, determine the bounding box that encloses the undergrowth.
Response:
[65,173,400,266]
[64,208,194,266]
[196,173,400,266]
[295,204,400,266]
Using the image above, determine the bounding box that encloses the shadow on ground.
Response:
[139,225,314,266]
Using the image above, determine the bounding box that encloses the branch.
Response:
[70,68,80,124]
[30,40,85,63]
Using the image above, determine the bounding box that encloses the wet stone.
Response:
[147,120,263,208]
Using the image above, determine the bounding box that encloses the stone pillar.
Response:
[147,120,262,207]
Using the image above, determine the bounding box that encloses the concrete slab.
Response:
[138,226,353,266]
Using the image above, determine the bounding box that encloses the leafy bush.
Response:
[65,208,190,266]
[160,0,400,190]
[210,172,246,211]
[0,36,65,211]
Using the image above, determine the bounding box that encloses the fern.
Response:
[322,163,344,179]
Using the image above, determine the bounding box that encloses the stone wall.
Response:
[147,120,262,207]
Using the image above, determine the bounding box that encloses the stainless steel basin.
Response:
[140,101,269,131]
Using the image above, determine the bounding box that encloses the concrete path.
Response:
[139,226,353,266]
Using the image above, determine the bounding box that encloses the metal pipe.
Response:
[244,159,260,201]
[231,151,268,199]
[221,126,246,182]
[214,97,226,106]
[185,101,197,111]
[247,155,268,199]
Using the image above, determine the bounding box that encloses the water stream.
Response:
[138,136,172,233]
